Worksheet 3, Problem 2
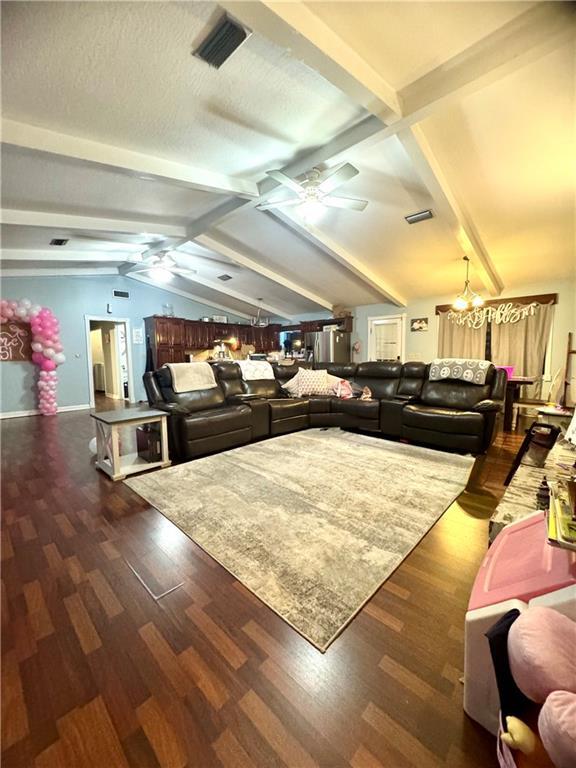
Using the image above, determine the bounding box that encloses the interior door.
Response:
[368,317,405,362]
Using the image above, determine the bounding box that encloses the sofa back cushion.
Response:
[155,366,225,412]
[355,362,401,399]
[272,362,311,386]
[210,361,244,398]
[398,362,427,397]
[420,379,492,410]
[421,363,496,409]
[321,363,357,380]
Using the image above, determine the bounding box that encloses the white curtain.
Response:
[438,312,487,359]
[491,302,554,399]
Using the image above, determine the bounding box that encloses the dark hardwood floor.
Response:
[1,410,522,767]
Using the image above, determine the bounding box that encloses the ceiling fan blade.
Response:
[266,170,304,194]
[257,197,301,212]
[317,163,359,194]
[322,196,368,211]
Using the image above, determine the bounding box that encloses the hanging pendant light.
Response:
[452,256,484,311]
[250,299,270,327]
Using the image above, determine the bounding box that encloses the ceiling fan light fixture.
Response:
[149,267,172,283]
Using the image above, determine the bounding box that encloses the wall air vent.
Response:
[193,15,250,69]
[50,238,69,246]
[113,290,130,299]
[218,274,233,281]
[404,210,434,224]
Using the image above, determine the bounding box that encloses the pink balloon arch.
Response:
[0,298,66,416]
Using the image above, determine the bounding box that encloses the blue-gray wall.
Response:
[0,275,247,414]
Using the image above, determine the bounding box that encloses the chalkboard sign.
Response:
[0,321,32,362]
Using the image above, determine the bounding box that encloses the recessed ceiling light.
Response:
[404,210,434,224]
[50,238,69,246]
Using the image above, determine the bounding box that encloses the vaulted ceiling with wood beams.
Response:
[1,1,574,321]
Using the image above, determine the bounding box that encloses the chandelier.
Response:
[250,299,269,327]
[452,256,484,311]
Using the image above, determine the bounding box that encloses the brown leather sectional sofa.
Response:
[143,360,506,462]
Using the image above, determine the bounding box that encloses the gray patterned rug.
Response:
[126,429,473,651]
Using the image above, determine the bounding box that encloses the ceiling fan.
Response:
[257,162,368,213]
[129,251,197,282]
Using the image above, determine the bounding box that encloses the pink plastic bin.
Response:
[497,365,515,380]
[469,513,576,611]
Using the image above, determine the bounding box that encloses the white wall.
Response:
[352,278,576,403]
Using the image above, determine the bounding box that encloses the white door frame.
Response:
[84,315,136,407]
[367,313,406,362]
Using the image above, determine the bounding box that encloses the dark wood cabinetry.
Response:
[144,315,282,368]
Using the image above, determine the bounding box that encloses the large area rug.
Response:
[126,429,473,651]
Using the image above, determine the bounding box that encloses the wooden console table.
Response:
[91,407,171,481]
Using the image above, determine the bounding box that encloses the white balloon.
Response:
[43,348,55,359]
[15,307,27,318]
[20,299,32,309]
[31,342,43,352]
[29,305,41,317]
[89,437,98,455]
[54,353,66,364]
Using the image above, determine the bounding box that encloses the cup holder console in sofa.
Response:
[143,360,506,462]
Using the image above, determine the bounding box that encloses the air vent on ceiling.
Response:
[404,210,434,224]
[218,274,233,281]
[193,15,250,69]
[50,238,69,246]
[113,290,130,299]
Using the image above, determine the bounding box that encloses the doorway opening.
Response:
[85,316,135,409]
[367,314,406,362]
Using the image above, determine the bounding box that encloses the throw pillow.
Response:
[282,370,301,396]
[296,369,331,396]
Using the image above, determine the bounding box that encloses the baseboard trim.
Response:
[0,404,91,419]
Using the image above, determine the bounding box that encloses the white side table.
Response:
[90,406,171,481]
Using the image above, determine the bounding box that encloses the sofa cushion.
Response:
[268,398,309,420]
[420,380,492,411]
[155,367,226,412]
[180,404,252,440]
[333,398,379,420]
[403,403,484,434]
[355,362,401,399]
[398,362,427,398]
[308,396,332,414]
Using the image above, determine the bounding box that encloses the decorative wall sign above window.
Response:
[447,301,540,328]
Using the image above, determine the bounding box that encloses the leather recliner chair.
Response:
[143,368,252,458]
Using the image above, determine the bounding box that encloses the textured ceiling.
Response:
[1,1,366,178]
[1,147,224,225]
[305,1,533,90]
[418,42,576,286]
[1,0,574,317]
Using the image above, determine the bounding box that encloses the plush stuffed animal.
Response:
[500,717,554,768]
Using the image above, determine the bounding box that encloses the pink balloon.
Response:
[4,308,14,319]
[41,359,56,372]
[32,352,44,365]
[8,301,18,310]
[53,343,63,353]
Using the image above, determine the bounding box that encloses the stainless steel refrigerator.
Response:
[304,331,351,363]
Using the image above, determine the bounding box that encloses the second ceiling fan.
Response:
[257,162,368,213]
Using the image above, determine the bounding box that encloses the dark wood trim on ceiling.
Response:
[435,293,558,315]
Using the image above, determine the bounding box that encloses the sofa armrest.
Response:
[227,393,267,403]
[472,399,502,413]
[393,394,419,402]
[154,402,190,415]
